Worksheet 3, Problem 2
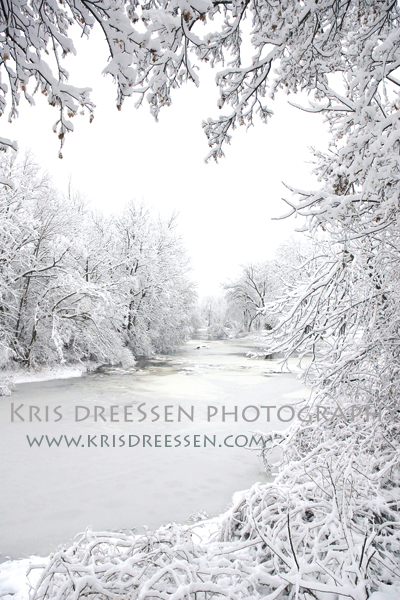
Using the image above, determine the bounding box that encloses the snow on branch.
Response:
[1,0,400,162]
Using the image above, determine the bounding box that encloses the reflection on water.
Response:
[0,336,308,560]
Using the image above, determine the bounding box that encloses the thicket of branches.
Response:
[0,153,196,381]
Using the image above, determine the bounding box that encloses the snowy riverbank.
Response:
[0,556,44,600]
[1,481,399,600]
[0,365,86,396]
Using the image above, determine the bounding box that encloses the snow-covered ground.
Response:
[0,557,45,600]
[0,365,86,397]
[7,365,86,385]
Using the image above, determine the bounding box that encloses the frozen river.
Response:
[0,336,308,561]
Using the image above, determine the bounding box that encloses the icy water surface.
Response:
[0,336,308,560]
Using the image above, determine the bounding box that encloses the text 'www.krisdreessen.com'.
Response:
[26,433,268,448]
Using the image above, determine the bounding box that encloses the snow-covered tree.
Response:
[0,155,197,369]
[224,262,280,331]
[0,155,127,366]
[199,294,231,337]
[112,202,196,355]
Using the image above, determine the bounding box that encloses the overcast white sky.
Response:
[1,29,329,297]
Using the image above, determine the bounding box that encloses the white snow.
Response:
[10,366,85,385]
[0,557,45,600]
